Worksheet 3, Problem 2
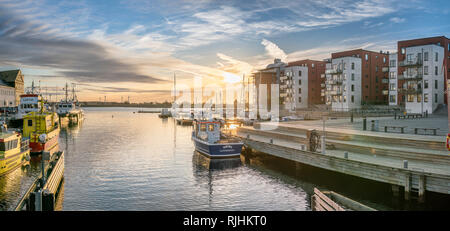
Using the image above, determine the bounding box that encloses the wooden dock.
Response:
[237,124,450,201]
[312,188,376,211]
[14,151,65,211]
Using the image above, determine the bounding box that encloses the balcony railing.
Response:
[398,88,422,94]
[381,78,389,84]
[326,79,344,85]
[399,59,423,67]
[328,89,343,95]
[320,74,325,78]
[325,68,343,75]
[398,72,423,80]
[382,90,389,95]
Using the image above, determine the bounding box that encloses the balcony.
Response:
[398,72,423,80]
[325,68,343,75]
[382,67,389,72]
[399,59,423,67]
[381,78,389,84]
[320,74,325,78]
[328,89,343,95]
[320,83,325,88]
[326,79,344,85]
[382,90,389,95]
[398,88,422,94]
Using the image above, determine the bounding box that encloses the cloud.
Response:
[261,39,287,62]
[0,6,165,84]
[390,17,405,23]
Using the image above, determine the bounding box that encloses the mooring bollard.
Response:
[350,113,353,123]
[246,134,250,139]
[344,151,348,159]
[403,160,408,169]
[394,112,397,120]
[363,117,367,131]
[270,138,273,144]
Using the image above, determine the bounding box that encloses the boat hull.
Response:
[29,128,60,156]
[0,149,30,177]
[192,137,243,159]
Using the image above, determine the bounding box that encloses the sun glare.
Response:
[222,72,241,83]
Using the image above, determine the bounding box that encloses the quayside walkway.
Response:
[236,119,450,201]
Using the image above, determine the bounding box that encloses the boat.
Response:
[158,108,171,118]
[56,100,84,124]
[0,123,31,177]
[22,111,60,156]
[56,83,84,125]
[191,119,243,158]
[176,112,193,125]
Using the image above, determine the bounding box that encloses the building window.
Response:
[365,54,368,61]
[390,72,395,79]
[365,85,368,89]
[375,76,378,83]
[312,63,315,68]
[298,88,301,94]
[298,97,302,103]
[417,94,422,102]
[376,66,378,72]
[351,85,354,92]
[299,71,302,76]
[390,95,396,103]
[424,80,428,89]
[390,83,396,91]
[435,80,438,89]
[383,57,386,63]
[351,63,354,70]
[435,94,438,103]
[351,73,355,81]
[435,66,438,75]
[401,48,405,54]
[407,54,413,62]
[390,60,396,67]
[407,94,414,102]
[424,94,428,102]
[424,66,428,75]
[351,95,354,103]
[299,79,301,85]
[424,52,428,61]
[28,120,33,127]
[435,52,438,62]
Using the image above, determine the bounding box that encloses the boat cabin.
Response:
[193,120,221,143]
[22,111,59,141]
[56,101,75,114]
[17,94,44,119]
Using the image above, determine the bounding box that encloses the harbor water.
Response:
[1,107,448,211]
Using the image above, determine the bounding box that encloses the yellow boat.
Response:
[0,127,30,177]
[23,111,60,156]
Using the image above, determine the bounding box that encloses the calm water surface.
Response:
[2,107,447,211]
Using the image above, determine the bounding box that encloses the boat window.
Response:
[208,124,215,131]
[28,119,33,127]
[0,142,6,151]
[200,124,206,131]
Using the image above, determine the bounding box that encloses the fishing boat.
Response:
[56,83,84,125]
[0,123,30,177]
[158,108,171,118]
[176,112,194,125]
[191,119,243,158]
[22,111,60,156]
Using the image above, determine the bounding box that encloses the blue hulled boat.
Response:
[192,120,243,158]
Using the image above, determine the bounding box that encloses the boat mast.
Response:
[65,82,68,103]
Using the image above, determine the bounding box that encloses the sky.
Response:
[0,0,449,102]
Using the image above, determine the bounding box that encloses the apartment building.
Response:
[331,49,390,106]
[388,53,398,105]
[394,36,450,114]
[325,56,362,111]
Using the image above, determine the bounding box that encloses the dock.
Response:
[14,151,65,211]
[237,117,450,201]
